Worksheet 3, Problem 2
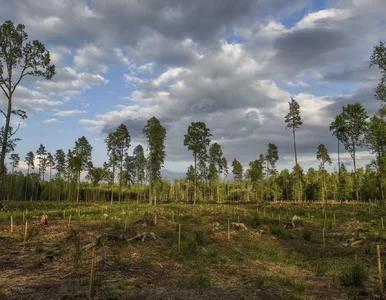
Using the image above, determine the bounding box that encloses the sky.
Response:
[0,0,385,177]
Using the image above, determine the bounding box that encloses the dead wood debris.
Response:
[258,225,269,235]
[127,232,157,242]
[40,213,48,225]
[343,237,366,247]
[231,222,247,230]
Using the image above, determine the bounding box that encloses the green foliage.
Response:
[302,229,313,241]
[338,261,368,287]
[285,97,303,130]
[370,41,386,102]
[232,158,243,181]
[0,20,55,181]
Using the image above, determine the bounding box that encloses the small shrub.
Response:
[302,229,313,241]
[35,246,44,254]
[112,221,123,231]
[253,274,267,287]
[205,245,226,264]
[194,231,205,246]
[338,261,367,287]
[28,226,39,238]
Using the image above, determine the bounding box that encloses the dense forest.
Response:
[1,21,386,205]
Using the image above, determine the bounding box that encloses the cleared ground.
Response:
[0,201,384,299]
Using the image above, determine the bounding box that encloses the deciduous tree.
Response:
[331,103,369,201]
[73,136,93,202]
[232,158,243,181]
[184,122,211,204]
[143,117,166,205]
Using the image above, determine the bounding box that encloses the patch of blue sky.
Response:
[280,0,328,29]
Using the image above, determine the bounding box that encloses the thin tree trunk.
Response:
[0,92,12,204]
[25,166,29,201]
[77,171,80,203]
[111,163,115,205]
[338,138,341,203]
[293,127,300,202]
[49,167,51,201]
[353,143,358,201]
[194,154,197,204]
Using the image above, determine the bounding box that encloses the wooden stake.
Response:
[124,219,127,232]
[24,222,28,245]
[228,220,230,241]
[68,215,72,227]
[333,214,336,224]
[322,228,326,250]
[377,245,384,299]
[10,216,13,233]
[382,217,384,231]
[63,210,66,220]
[89,246,96,299]
[178,224,181,253]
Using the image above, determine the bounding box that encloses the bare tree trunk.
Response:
[111,163,115,205]
[77,171,80,203]
[0,92,12,204]
[293,127,300,202]
[25,166,29,201]
[194,154,197,204]
[353,143,359,201]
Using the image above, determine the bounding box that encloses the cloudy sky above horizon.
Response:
[0,0,385,175]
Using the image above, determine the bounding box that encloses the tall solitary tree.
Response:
[110,124,131,203]
[232,158,243,181]
[329,114,346,201]
[265,143,279,178]
[73,136,93,202]
[331,103,369,201]
[208,142,227,202]
[143,117,166,205]
[316,144,332,204]
[0,20,55,204]
[284,97,303,202]
[184,122,212,204]
[132,144,146,184]
[36,144,47,181]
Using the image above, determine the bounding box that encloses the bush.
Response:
[194,231,205,246]
[302,229,313,241]
[338,261,367,287]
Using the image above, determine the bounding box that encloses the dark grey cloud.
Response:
[1,0,384,173]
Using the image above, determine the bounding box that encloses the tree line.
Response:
[1,20,386,204]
